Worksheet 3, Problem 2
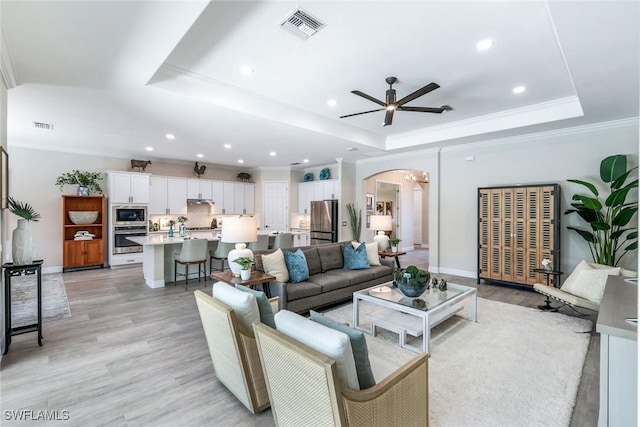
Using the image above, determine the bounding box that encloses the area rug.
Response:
[321,297,591,427]
[10,273,72,328]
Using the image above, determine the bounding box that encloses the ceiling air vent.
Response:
[279,8,325,40]
[290,162,301,166]
[33,121,53,130]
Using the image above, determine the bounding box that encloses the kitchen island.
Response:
[127,235,219,288]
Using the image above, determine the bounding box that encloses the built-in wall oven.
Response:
[112,205,147,254]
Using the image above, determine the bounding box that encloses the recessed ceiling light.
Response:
[269,152,276,156]
[238,159,244,164]
[327,99,337,107]
[197,154,203,158]
[224,144,231,149]
[513,85,526,94]
[476,39,493,51]
[165,133,175,140]
[145,146,154,151]
[240,65,254,76]
[303,159,309,163]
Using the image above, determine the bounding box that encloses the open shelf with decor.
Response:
[62,195,106,271]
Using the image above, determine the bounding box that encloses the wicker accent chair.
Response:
[533,262,637,313]
[194,290,280,414]
[254,322,428,426]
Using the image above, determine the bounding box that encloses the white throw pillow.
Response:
[571,269,619,303]
[352,241,381,266]
[211,282,260,331]
[561,260,620,302]
[262,249,289,283]
[274,310,360,390]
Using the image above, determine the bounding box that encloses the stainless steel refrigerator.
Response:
[310,200,338,245]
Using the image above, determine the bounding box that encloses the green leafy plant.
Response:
[565,154,638,266]
[55,170,103,194]
[233,257,255,270]
[390,237,401,247]
[176,216,188,224]
[346,203,362,241]
[8,197,41,221]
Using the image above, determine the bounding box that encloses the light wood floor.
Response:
[0,249,598,426]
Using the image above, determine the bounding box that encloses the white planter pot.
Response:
[12,219,34,265]
[240,269,251,281]
[391,246,398,253]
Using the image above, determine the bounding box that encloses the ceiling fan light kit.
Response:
[340,76,452,126]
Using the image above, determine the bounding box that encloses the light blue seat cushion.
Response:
[310,310,376,390]
[343,242,370,270]
[284,248,310,283]
[235,285,276,329]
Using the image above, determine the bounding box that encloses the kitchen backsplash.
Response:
[149,204,264,230]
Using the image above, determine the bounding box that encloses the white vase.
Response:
[240,269,251,281]
[12,219,34,265]
[391,246,398,253]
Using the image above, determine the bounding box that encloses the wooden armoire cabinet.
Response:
[478,184,560,287]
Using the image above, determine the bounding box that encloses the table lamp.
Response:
[222,216,258,277]
[370,215,392,250]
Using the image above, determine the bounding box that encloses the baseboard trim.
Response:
[43,266,63,274]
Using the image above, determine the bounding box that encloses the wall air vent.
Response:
[279,8,326,40]
[33,122,53,130]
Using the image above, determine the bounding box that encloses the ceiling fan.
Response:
[340,77,452,127]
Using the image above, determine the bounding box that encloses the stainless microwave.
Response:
[112,205,147,225]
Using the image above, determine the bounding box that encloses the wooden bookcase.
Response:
[62,195,106,271]
[477,184,560,287]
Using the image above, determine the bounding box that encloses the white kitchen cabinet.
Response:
[187,179,212,200]
[211,181,224,214]
[293,232,311,247]
[243,183,255,214]
[298,179,339,214]
[223,182,235,214]
[148,176,187,215]
[108,172,150,204]
[322,180,340,200]
[298,182,310,214]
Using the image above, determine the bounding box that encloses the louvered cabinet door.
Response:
[478,184,560,287]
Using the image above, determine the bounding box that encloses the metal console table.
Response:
[3,260,44,355]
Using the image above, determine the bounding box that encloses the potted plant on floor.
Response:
[233,257,255,280]
[55,170,104,195]
[8,197,41,265]
[389,237,401,253]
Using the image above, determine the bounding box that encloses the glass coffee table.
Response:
[353,282,477,353]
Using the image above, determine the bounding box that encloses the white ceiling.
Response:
[2,1,638,169]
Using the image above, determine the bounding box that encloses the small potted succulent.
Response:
[389,237,401,253]
[55,170,103,195]
[233,257,255,280]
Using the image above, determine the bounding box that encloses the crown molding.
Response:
[0,30,18,89]
[440,117,639,153]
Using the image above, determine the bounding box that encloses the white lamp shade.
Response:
[222,216,258,276]
[370,215,392,231]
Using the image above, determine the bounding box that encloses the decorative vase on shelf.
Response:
[77,185,90,196]
[12,219,34,265]
[168,225,174,238]
[179,223,186,237]
[240,269,251,281]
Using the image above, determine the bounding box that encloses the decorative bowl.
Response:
[319,168,330,180]
[395,266,430,297]
[304,172,314,182]
[69,211,98,224]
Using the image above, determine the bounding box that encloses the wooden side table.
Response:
[378,250,407,269]
[3,260,44,355]
[210,270,277,297]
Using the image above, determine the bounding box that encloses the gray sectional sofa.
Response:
[254,241,394,313]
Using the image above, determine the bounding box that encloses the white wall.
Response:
[356,119,639,277]
[1,66,8,354]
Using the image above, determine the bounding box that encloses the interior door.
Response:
[263,181,288,231]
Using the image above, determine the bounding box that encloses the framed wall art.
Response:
[365,193,374,211]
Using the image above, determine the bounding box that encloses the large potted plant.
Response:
[346,203,362,241]
[565,154,638,266]
[8,197,41,265]
[56,170,103,195]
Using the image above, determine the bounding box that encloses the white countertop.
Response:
[127,235,219,246]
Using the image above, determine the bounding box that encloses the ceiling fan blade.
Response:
[396,82,440,106]
[383,109,394,127]
[340,108,385,119]
[351,90,386,107]
[398,106,449,114]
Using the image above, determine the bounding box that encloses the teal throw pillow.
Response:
[343,242,370,270]
[235,285,276,329]
[284,248,310,283]
[310,310,376,390]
